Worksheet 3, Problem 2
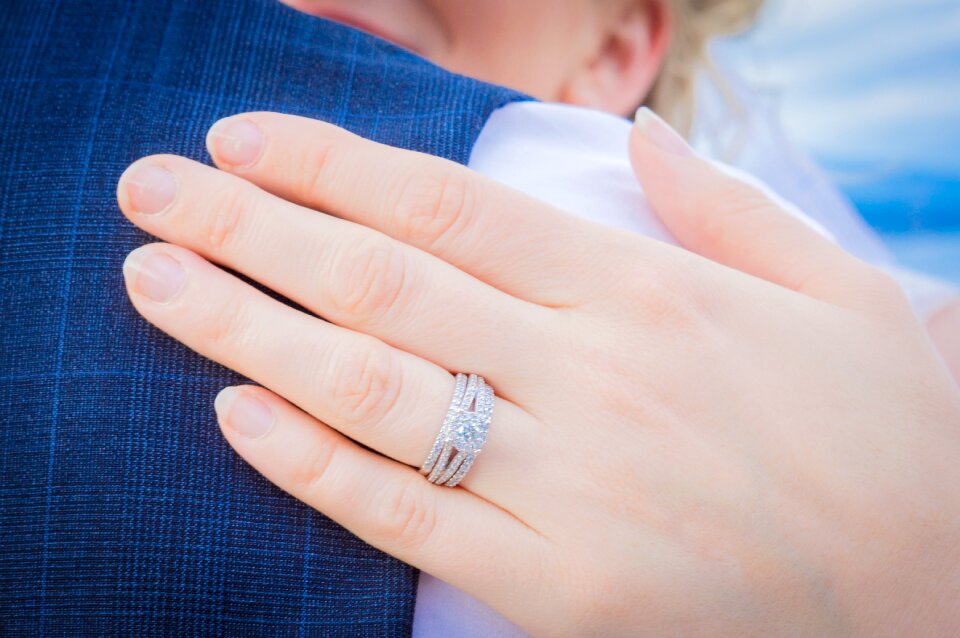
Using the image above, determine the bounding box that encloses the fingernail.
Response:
[120,161,179,214]
[215,386,275,439]
[123,247,187,303]
[633,107,693,156]
[206,117,264,168]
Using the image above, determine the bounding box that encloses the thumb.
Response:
[628,107,883,308]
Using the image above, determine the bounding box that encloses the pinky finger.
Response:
[212,383,550,612]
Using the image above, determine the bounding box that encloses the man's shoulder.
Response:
[0,0,530,164]
[0,1,532,633]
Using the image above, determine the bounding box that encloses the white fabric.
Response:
[412,99,958,638]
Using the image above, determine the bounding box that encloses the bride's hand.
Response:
[117,108,960,636]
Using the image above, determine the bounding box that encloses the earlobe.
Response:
[558,0,672,116]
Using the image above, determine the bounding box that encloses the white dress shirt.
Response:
[412,99,958,638]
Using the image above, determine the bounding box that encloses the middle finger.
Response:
[117,154,558,398]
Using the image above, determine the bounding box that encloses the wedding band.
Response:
[420,372,468,476]
[420,372,493,487]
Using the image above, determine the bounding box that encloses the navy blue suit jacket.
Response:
[0,1,525,634]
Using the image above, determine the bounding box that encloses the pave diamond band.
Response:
[420,372,493,487]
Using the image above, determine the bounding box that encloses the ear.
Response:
[557,1,672,116]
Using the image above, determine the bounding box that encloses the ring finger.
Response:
[121,241,542,508]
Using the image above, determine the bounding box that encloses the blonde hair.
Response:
[645,0,764,136]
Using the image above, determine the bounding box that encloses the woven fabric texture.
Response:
[0,1,526,635]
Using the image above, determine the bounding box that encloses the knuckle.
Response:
[291,436,341,497]
[697,189,771,252]
[296,132,338,202]
[200,291,257,350]
[695,210,736,254]
[623,262,702,331]
[327,233,408,323]
[374,478,438,553]
[204,182,258,252]
[392,167,475,249]
[326,338,404,429]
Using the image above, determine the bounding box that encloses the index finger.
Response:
[204,111,640,308]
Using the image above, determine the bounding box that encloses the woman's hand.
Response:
[117,108,960,636]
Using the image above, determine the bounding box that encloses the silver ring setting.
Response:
[420,372,493,487]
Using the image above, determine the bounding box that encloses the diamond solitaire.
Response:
[420,373,494,487]
[453,410,488,454]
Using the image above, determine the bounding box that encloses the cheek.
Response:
[431,0,587,100]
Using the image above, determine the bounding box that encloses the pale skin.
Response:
[278,0,670,115]
[280,0,960,381]
[117,109,960,635]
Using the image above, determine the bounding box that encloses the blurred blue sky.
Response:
[718,0,959,281]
